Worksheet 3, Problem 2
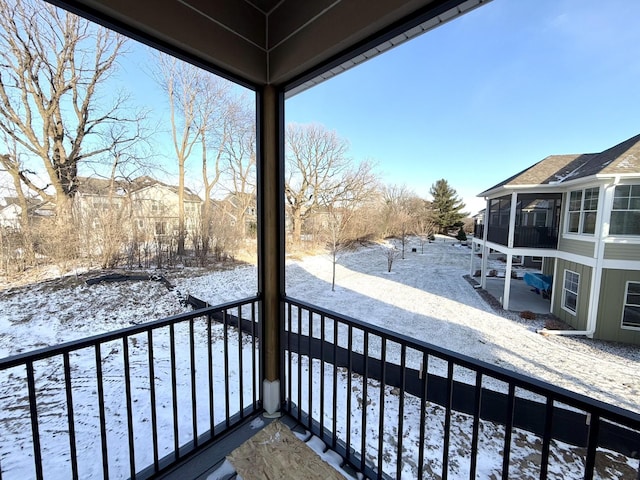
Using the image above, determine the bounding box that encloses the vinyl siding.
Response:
[552,259,591,330]
[557,237,595,257]
[542,257,554,276]
[595,269,640,345]
[603,242,640,261]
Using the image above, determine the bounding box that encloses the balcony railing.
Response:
[282,297,640,479]
[485,225,559,249]
[3,295,640,479]
[0,297,261,480]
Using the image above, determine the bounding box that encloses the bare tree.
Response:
[224,99,256,239]
[155,55,205,255]
[384,243,401,273]
[285,123,350,244]
[319,161,378,290]
[383,185,419,259]
[0,0,142,218]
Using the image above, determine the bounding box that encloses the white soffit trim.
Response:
[286,0,488,98]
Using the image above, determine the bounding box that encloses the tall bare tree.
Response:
[319,160,378,290]
[155,55,204,255]
[0,0,142,220]
[285,123,350,244]
[224,99,256,239]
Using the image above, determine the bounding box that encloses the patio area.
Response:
[483,276,552,314]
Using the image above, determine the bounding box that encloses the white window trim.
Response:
[564,187,600,237]
[621,281,640,330]
[561,269,580,316]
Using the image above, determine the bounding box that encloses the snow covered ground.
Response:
[1,236,639,478]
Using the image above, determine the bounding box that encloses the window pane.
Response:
[610,211,640,235]
[583,187,599,210]
[628,282,640,296]
[582,212,597,234]
[631,185,640,196]
[615,185,631,197]
[613,197,628,209]
[565,291,577,312]
[569,191,582,211]
[630,197,640,209]
[623,305,640,328]
[568,212,580,232]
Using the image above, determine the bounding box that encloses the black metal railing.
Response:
[0,297,261,480]
[282,297,640,480]
[485,225,559,249]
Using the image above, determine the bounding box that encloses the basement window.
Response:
[562,270,579,315]
[622,282,640,329]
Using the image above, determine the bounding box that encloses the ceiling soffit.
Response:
[48,0,490,93]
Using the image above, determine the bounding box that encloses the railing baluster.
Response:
[94,344,109,479]
[539,396,554,479]
[360,331,369,473]
[26,361,43,480]
[286,302,292,414]
[189,319,197,446]
[147,330,159,473]
[207,314,214,435]
[502,383,516,480]
[122,336,136,479]
[417,352,429,480]
[308,309,313,430]
[223,310,230,428]
[251,302,257,410]
[377,337,387,477]
[442,361,453,480]
[396,344,406,479]
[584,413,600,480]
[470,370,482,479]
[63,352,78,480]
[346,325,353,463]
[238,305,244,418]
[169,324,179,460]
[332,317,339,450]
[297,305,302,423]
[320,314,326,440]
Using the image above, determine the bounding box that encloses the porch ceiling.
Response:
[49,0,490,93]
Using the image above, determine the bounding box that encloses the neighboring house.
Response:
[74,175,202,244]
[0,196,52,229]
[128,177,202,242]
[472,133,640,345]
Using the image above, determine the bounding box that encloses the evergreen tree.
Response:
[429,179,468,234]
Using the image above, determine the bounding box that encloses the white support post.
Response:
[507,192,518,249]
[503,253,513,310]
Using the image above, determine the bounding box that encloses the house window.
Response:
[155,221,166,235]
[567,187,599,234]
[622,282,640,329]
[610,185,640,235]
[562,270,580,314]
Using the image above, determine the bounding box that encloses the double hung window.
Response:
[610,185,640,235]
[562,270,580,314]
[567,187,599,234]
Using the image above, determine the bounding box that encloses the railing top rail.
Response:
[0,295,260,370]
[283,295,640,428]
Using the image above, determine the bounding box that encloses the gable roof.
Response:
[479,133,640,197]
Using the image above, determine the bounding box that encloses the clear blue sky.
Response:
[285,0,640,214]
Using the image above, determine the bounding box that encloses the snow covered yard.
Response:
[1,236,639,478]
